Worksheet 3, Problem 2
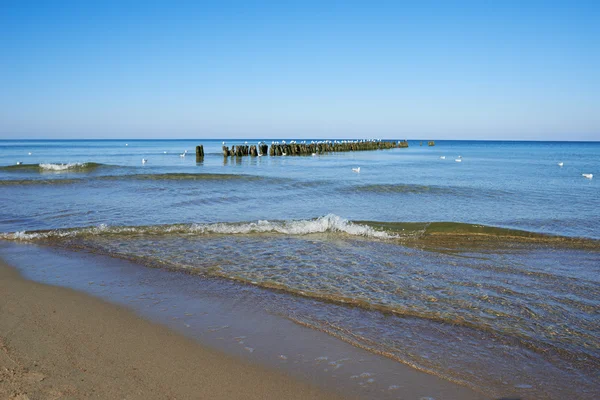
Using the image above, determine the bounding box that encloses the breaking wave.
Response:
[0,162,105,172]
[1,215,394,241]
[2,215,598,248]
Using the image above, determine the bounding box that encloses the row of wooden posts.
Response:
[221,144,269,157]
[195,140,413,160]
[269,140,408,156]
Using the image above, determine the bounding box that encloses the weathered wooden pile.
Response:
[195,145,204,161]
[428,141,435,146]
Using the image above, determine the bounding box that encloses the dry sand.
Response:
[0,260,347,399]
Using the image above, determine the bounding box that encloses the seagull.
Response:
[125,144,128,146]
[28,152,32,155]
[282,152,287,156]
[558,162,564,167]
[164,151,167,154]
[458,155,462,158]
[142,158,147,164]
[582,173,593,179]
[352,167,360,173]
[180,153,186,158]
[16,161,22,165]
[312,153,317,157]
[455,159,462,163]
[440,156,446,159]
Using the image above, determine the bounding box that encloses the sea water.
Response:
[1,139,598,399]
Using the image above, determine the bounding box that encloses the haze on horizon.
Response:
[0,1,598,141]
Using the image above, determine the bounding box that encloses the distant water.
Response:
[1,139,599,399]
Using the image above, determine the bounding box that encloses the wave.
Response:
[1,215,394,241]
[344,183,456,195]
[0,162,105,172]
[342,184,515,200]
[0,178,83,186]
[0,172,266,186]
[2,215,598,247]
[360,220,565,239]
[100,173,264,181]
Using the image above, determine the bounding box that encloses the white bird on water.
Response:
[28,152,32,155]
[440,156,446,159]
[455,159,462,163]
[312,153,317,157]
[16,161,22,165]
[582,173,593,179]
[142,158,147,164]
[558,162,564,167]
[352,167,360,173]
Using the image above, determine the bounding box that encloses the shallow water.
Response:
[1,139,599,399]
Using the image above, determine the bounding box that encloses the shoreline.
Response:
[0,259,346,400]
[0,244,489,400]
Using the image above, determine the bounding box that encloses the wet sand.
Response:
[0,260,346,400]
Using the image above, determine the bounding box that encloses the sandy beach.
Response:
[0,259,346,400]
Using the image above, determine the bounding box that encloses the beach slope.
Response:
[0,260,345,400]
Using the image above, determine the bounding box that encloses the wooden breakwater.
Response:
[219,140,408,157]
[269,140,408,156]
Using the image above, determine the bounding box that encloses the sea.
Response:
[0,139,598,399]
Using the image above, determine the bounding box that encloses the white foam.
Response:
[38,163,88,171]
[189,214,396,238]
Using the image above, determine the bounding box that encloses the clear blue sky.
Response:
[1,1,598,140]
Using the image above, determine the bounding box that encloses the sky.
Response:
[0,1,598,140]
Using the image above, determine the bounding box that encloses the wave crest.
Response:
[1,162,104,172]
[189,214,395,237]
[1,215,397,241]
[3,217,597,248]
